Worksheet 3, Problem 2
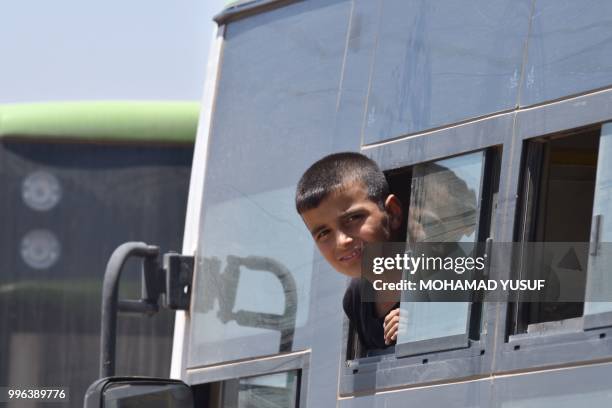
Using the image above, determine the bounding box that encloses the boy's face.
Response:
[301,181,402,278]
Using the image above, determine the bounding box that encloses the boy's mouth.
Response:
[338,246,362,262]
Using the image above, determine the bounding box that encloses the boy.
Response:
[295,152,402,350]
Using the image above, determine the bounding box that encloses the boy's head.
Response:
[296,152,402,278]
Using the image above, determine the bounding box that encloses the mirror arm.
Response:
[100,242,159,378]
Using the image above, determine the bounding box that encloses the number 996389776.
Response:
[2,388,68,402]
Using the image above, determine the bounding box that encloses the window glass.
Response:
[222,371,299,408]
[188,0,353,367]
[364,0,531,143]
[239,372,298,408]
[397,152,484,348]
[585,123,612,315]
[521,0,612,106]
[514,129,599,332]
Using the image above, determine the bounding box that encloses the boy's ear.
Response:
[384,194,403,229]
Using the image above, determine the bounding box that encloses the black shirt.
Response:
[342,279,398,351]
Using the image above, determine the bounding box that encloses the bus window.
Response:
[513,125,604,333]
[219,371,300,408]
[514,127,597,331]
[185,0,353,369]
[394,151,495,356]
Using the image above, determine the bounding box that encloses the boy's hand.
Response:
[383,308,400,346]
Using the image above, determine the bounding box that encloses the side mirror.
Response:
[84,377,193,408]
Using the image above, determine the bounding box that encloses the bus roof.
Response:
[0,101,199,143]
[215,0,284,24]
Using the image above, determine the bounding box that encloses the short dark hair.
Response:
[295,152,389,214]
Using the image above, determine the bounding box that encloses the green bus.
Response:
[0,101,198,408]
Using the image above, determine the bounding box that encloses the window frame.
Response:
[511,125,600,334]
[219,369,302,408]
[497,89,612,373]
[339,112,513,395]
[393,148,495,358]
[185,351,310,408]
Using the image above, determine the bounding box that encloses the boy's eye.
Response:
[346,213,364,223]
[316,229,330,241]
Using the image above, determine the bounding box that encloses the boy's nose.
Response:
[336,230,354,248]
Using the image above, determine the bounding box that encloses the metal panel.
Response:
[185,351,309,385]
[395,333,470,358]
[585,311,612,331]
[494,362,612,406]
[339,377,493,408]
[365,112,513,171]
[501,321,610,368]
[173,23,226,380]
[340,339,486,394]
[517,88,612,141]
[340,358,612,407]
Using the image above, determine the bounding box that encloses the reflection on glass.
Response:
[521,0,612,106]
[188,0,353,367]
[364,0,530,142]
[192,188,313,363]
[199,243,300,352]
[408,157,480,244]
[399,152,484,345]
[585,123,612,315]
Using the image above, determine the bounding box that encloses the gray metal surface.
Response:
[185,351,309,385]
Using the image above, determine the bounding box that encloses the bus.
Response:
[0,101,198,408]
[84,0,612,407]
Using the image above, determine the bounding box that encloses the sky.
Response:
[0,0,228,103]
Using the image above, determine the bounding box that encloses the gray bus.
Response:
[85,0,612,407]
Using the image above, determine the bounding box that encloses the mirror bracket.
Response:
[99,242,194,378]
